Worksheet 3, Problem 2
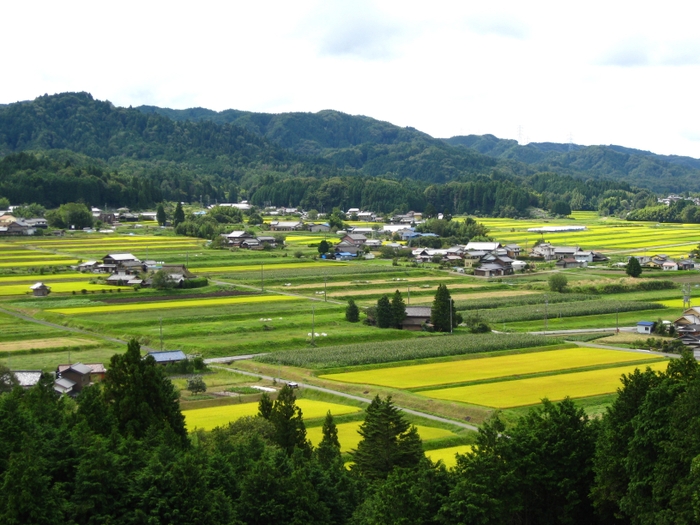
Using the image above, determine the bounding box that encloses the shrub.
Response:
[187,376,207,394]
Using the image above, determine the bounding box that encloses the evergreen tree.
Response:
[102,339,187,443]
[626,256,643,278]
[316,411,342,467]
[430,284,459,332]
[173,201,185,227]
[318,239,330,255]
[345,299,360,323]
[258,392,274,419]
[390,290,407,329]
[376,295,392,328]
[156,203,167,226]
[353,395,424,480]
[269,385,311,456]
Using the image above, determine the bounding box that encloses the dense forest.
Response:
[1,341,699,524]
[0,92,679,217]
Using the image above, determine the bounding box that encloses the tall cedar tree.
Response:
[173,201,185,227]
[102,338,187,444]
[376,295,392,328]
[269,384,312,456]
[318,239,330,255]
[626,256,642,277]
[391,290,407,329]
[258,392,274,419]
[316,411,342,467]
[430,284,460,332]
[352,395,424,480]
[156,203,167,226]
[346,299,360,323]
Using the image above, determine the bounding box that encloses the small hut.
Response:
[30,282,51,297]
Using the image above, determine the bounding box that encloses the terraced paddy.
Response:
[319,346,661,389]
[426,445,473,468]
[0,337,100,352]
[47,294,302,315]
[182,399,362,431]
[194,262,346,273]
[0,281,132,296]
[0,258,80,267]
[420,360,669,408]
[0,273,86,283]
[306,420,456,452]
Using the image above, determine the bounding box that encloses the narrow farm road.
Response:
[210,278,346,305]
[526,327,636,335]
[0,305,157,351]
[211,365,480,432]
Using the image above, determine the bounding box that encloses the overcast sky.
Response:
[3,1,700,157]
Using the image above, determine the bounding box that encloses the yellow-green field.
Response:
[306,421,456,452]
[320,347,660,389]
[0,259,80,267]
[183,399,362,431]
[0,281,132,296]
[420,360,669,408]
[657,299,695,308]
[0,273,87,282]
[47,294,302,314]
[426,445,473,468]
[0,337,100,352]
[194,262,347,273]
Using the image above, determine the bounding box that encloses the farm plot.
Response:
[426,445,473,468]
[0,281,132,296]
[0,273,87,283]
[193,262,346,273]
[182,399,361,431]
[319,346,660,389]
[419,360,669,408]
[478,300,664,324]
[257,333,559,369]
[0,258,80,267]
[0,312,71,342]
[0,337,100,353]
[47,294,303,315]
[306,421,456,452]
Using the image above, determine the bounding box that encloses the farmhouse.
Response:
[465,241,501,252]
[0,219,36,236]
[56,363,107,382]
[342,233,367,246]
[334,241,363,255]
[29,282,51,297]
[637,321,655,334]
[146,350,187,365]
[58,363,93,392]
[225,231,255,246]
[102,253,141,270]
[308,223,331,233]
[403,306,432,331]
[77,260,99,272]
[11,370,43,389]
[269,220,303,231]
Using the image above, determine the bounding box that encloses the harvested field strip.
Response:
[410,290,539,304]
[320,347,660,389]
[182,399,361,431]
[0,259,79,267]
[0,337,100,352]
[328,283,482,297]
[47,294,302,314]
[307,421,456,452]
[479,300,663,324]
[420,360,669,408]
[194,262,347,272]
[256,333,559,369]
[426,445,473,468]
[454,293,594,311]
[287,276,459,290]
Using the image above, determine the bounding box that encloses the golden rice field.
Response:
[320,346,659,389]
[657,299,696,308]
[194,262,346,273]
[182,399,361,431]
[426,445,473,468]
[419,360,669,408]
[47,294,302,315]
[0,337,100,352]
[306,421,456,452]
[0,281,132,296]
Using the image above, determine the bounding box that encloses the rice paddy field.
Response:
[182,399,362,431]
[425,445,473,468]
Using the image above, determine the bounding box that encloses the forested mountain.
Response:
[0,92,681,215]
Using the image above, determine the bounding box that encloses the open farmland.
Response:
[420,360,669,408]
[182,399,362,431]
[0,281,133,296]
[0,337,100,353]
[306,420,456,452]
[319,346,662,389]
[426,445,473,468]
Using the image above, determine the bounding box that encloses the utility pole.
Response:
[407,286,410,305]
[311,305,315,346]
[160,317,164,351]
[261,264,264,292]
[616,305,619,333]
[324,276,327,302]
[450,299,453,334]
[544,295,548,334]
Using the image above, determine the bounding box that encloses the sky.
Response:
[3,1,700,157]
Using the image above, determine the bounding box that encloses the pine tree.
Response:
[258,392,274,419]
[173,201,185,227]
[390,290,407,329]
[376,295,392,328]
[626,256,642,278]
[156,203,167,226]
[353,395,424,480]
[346,299,360,323]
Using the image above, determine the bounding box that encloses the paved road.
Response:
[211,365,480,432]
[0,305,157,350]
[204,354,266,364]
[527,326,635,335]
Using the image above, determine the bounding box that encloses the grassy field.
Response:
[420,360,669,408]
[182,399,362,431]
[319,346,661,389]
